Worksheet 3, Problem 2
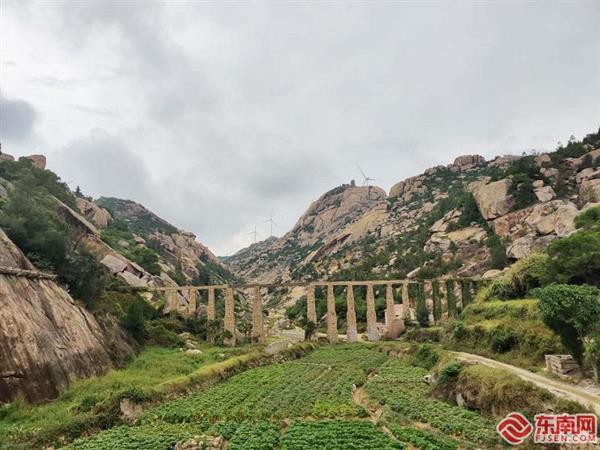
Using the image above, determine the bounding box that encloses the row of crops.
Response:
[143,346,386,423]
[365,358,501,447]
[63,345,500,449]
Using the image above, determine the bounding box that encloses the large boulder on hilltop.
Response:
[489,155,522,167]
[472,179,512,220]
[0,153,15,161]
[388,176,426,202]
[452,154,486,170]
[76,197,112,228]
[389,181,405,198]
[26,154,46,169]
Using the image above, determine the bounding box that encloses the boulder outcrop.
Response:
[472,179,512,220]
[76,197,112,228]
[0,230,134,403]
[452,154,486,170]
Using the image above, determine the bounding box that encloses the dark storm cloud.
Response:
[3,1,600,254]
[0,96,37,141]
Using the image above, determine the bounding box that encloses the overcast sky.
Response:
[1,2,599,255]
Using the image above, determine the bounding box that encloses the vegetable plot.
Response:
[365,359,500,447]
[144,346,384,423]
[280,420,401,450]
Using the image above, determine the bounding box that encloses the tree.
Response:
[585,332,600,383]
[304,321,316,341]
[546,231,600,285]
[536,284,600,364]
[121,298,146,343]
[574,206,600,231]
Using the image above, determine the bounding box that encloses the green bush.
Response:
[575,206,600,230]
[412,344,440,370]
[486,235,508,270]
[546,231,600,285]
[145,322,180,347]
[437,362,463,385]
[490,328,519,353]
[536,284,600,363]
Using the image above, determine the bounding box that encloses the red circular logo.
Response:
[497,412,534,445]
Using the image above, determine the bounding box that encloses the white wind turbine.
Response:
[264,209,278,237]
[357,164,377,186]
[249,224,261,245]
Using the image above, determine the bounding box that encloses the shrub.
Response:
[120,298,146,342]
[490,328,519,353]
[437,362,463,385]
[574,206,600,231]
[546,231,600,285]
[412,344,440,370]
[128,246,161,275]
[536,284,600,363]
[145,322,180,347]
[486,235,508,270]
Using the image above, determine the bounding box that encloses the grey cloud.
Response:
[3,2,600,254]
[54,129,153,202]
[1,96,37,141]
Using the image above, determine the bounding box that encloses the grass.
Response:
[440,298,563,369]
[3,343,524,449]
[0,344,310,449]
[365,358,501,447]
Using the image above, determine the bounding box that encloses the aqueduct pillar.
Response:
[385,283,394,336]
[251,286,264,342]
[346,284,357,343]
[224,287,236,346]
[366,283,379,341]
[326,285,338,344]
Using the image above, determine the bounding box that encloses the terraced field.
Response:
[58,345,507,449]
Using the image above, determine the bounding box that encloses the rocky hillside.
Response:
[0,229,134,403]
[227,128,600,284]
[94,197,237,287]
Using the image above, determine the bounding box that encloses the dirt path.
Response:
[451,351,600,415]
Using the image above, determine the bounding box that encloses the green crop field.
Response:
[144,346,385,422]
[5,344,509,450]
[365,358,501,447]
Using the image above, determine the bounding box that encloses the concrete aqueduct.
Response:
[151,278,483,346]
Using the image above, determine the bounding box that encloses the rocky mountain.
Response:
[0,229,134,403]
[227,128,600,284]
[94,197,236,287]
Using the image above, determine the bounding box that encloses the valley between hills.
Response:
[1,127,600,449]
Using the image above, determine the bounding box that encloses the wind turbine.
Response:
[249,224,261,245]
[264,209,278,237]
[357,164,377,186]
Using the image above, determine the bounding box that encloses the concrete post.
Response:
[164,289,178,315]
[402,281,409,318]
[306,284,317,324]
[207,287,216,321]
[366,284,379,341]
[326,285,338,344]
[346,284,357,343]
[206,287,216,343]
[424,280,435,325]
[224,287,236,346]
[188,288,197,318]
[251,286,264,342]
[385,283,394,335]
